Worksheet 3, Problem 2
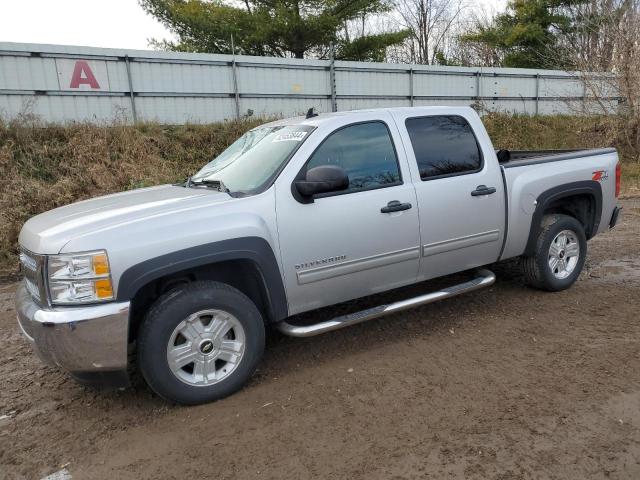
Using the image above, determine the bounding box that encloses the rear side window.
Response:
[405,116,482,180]
[306,122,401,193]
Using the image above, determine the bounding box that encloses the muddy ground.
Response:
[1,199,639,480]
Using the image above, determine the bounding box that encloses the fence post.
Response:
[582,75,588,114]
[231,35,241,119]
[409,67,414,107]
[124,55,138,124]
[329,43,337,112]
[534,73,540,115]
[476,70,481,102]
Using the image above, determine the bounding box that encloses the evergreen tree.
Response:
[140,0,410,60]
[461,0,586,69]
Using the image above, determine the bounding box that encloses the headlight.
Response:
[47,251,114,304]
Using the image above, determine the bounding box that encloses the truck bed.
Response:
[497,147,616,168]
[498,145,619,261]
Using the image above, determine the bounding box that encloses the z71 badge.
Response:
[592,170,609,182]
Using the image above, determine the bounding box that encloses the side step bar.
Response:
[276,269,496,337]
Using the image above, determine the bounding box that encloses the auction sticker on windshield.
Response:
[272,131,308,142]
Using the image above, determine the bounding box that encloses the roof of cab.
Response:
[260,105,476,129]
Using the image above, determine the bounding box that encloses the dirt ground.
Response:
[1,199,639,480]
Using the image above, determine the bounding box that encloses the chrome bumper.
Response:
[15,283,130,374]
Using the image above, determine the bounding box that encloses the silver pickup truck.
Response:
[16,106,621,404]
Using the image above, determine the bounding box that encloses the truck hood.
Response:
[19,184,232,254]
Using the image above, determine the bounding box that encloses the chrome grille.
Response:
[19,248,47,305]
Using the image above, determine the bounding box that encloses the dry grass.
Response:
[0,113,637,278]
[482,113,640,196]
[0,117,264,278]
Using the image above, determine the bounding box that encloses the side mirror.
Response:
[295,165,349,197]
[496,149,511,163]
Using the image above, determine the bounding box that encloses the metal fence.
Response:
[0,42,620,124]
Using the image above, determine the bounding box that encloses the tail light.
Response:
[615,162,621,198]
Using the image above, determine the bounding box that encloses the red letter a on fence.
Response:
[69,61,100,89]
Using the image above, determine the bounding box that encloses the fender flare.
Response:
[116,237,288,322]
[524,180,602,256]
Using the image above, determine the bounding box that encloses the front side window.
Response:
[192,124,314,194]
[405,116,482,180]
[305,122,401,194]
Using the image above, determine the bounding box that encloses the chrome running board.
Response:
[276,269,496,337]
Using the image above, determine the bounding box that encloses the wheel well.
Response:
[128,259,273,342]
[524,182,602,257]
[542,193,597,239]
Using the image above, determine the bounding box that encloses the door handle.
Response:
[381,200,412,213]
[471,185,497,196]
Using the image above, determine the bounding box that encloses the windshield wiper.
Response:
[187,178,230,193]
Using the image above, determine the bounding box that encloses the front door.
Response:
[275,116,420,315]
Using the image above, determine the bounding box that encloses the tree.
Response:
[562,0,632,71]
[460,0,587,69]
[335,30,412,61]
[393,0,467,65]
[140,0,410,60]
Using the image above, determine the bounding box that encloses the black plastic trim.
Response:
[381,201,412,213]
[116,237,288,322]
[497,166,509,261]
[524,181,603,256]
[610,206,622,229]
[470,185,496,196]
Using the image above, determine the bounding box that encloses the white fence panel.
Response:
[0,55,59,90]
[338,97,412,111]
[480,75,536,98]
[413,72,477,98]
[335,69,409,96]
[131,60,234,94]
[238,65,328,96]
[0,42,621,124]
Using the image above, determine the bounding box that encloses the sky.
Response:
[0,0,507,51]
[0,0,173,50]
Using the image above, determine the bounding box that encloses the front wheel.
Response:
[522,214,587,291]
[137,281,265,405]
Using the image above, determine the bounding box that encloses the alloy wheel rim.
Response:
[548,229,580,280]
[166,309,245,386]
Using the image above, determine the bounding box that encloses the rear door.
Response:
[392,110,506,281]
[275,113,420,315]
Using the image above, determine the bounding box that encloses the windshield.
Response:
[191,124,315,194]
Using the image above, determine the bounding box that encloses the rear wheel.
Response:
[137,281,265,405]
[522,214,587,291]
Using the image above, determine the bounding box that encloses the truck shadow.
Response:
[255,260,530,382]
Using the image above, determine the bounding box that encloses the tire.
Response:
[137,281,265,405]
[522,214,587,292]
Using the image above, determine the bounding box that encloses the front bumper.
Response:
[16,283,130,378]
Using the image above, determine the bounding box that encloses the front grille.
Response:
[19,248,48,305]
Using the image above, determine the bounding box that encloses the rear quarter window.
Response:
[405,115,482,180]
